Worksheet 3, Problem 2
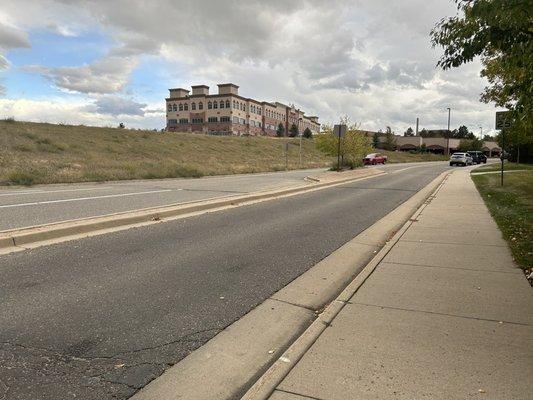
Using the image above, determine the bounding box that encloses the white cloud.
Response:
[26,56,138,94]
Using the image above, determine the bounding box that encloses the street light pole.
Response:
[479,126,483,140]
[446,107,451,156]
[298,116,302,167]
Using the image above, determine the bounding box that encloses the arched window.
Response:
[172,104,177,112]
[226,100,230,108]
[220,100,224,109]
[213,101,218,109]
[179,103,183,111]
[233,100,236,109]
[199,102,203,110]
[191,102,196,110]
[208,101,212,109]
[184,103,188,110]
[167,104,172,112]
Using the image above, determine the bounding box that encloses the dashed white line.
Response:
[0,190,175,209]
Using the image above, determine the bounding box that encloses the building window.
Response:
[220,116,230,122]
[191,118,203,124]
[179,118,189,124]
[226,100,230,108]
[167,104,172,112]
[208,117,218,123]
[184,103,188,110]
[199,102,203,110]
[232,116,239,123]
[239,118,245,125]
[179,103,183,111]
[233,100,237,109]
[168,119,177,125]
[191,102,196,110]
[258,108,261,116]
[219,100,224,109]
[213,101,218,109]
[208,101,212,109]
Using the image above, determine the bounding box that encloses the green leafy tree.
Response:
[483,134,493,141]
[315,118,372,169]
[276,123,285,137]
[420,143,427,153]
[289,123,299,137]
[372,132,380,148]
[302,127,313,139]
[431,0,532,155]
[404,127,414,137]
[383,126,396,151]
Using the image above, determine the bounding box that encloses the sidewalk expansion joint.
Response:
[399,239,507,248]
[269,297,318,313]
[383,261,522,274]
[274,388,328,400]
[350,302,530,326]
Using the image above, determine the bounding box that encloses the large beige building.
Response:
[165,83,320,136]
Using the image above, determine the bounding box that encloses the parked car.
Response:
[363,153,387,165]
[449,152,473,166]
[467,151,487,164]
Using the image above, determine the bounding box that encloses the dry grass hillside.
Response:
[0,120,332,185]
[1,120,447,186]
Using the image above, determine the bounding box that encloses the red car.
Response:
[363,153,387,165]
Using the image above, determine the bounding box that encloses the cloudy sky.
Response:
[0,0,501,135]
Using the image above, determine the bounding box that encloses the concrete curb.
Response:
[0,169,382,253]
[241,170,452,400]
[130,170,452,400]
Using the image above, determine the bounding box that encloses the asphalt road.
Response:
[0,168,325,231]
[0,162,450,399]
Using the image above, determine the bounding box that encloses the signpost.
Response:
[495,111,512,186]
[333,124,347,172]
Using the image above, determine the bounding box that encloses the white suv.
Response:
[449,152,473,166]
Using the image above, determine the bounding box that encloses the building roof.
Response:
[191,85,209,89]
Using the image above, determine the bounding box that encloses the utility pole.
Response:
[415,117,419,135]
[479,126,483,139]
[446,107,451,156]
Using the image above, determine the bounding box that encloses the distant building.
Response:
[165,83,320,136]
[375,135,502,156]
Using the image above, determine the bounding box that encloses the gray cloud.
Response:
[94,96,147,116]
[0,0,499,133]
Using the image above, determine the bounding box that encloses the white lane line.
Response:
[392,165,422,173]
[0,186,114,197]
[0,190,175,209]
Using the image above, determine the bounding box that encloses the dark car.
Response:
[467,151,487,164]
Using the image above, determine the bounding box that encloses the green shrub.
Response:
[8,171,37,186]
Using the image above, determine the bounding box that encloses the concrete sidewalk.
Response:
[258,169,533,400]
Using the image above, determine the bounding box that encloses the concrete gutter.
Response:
[131,169,452,400]
[0,169,382,254]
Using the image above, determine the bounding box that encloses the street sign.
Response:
[495,111,512,130]
[333,124,347,137]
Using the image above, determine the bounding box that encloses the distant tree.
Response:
[303,127,313,139]
[453,125,470,139]
[419,128,429,138]
[458,137,483,152]
[483,134,493,141]
[372,132,380,148]
[404,127,414,137]
[289,123,299,137]
[420,143,427,153]
[118,122,125,129]
[383,126,396,151]
[276,123,285,137]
